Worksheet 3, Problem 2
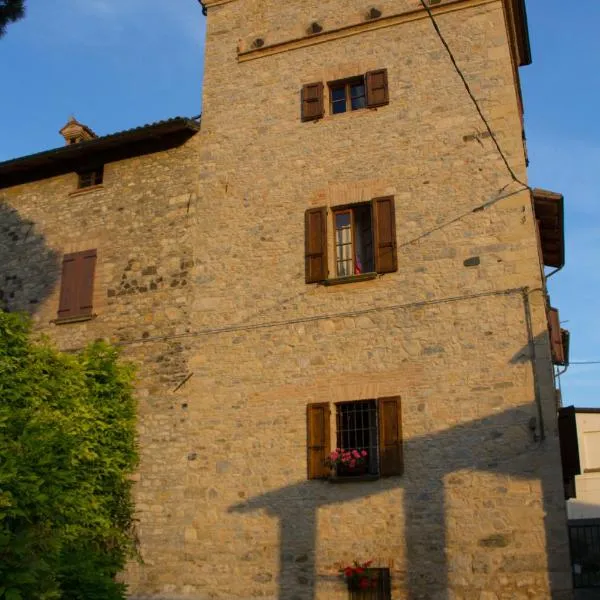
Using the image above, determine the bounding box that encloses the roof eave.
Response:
[0,118,200,190]
[533,188,565,270]
[504,0,532,67]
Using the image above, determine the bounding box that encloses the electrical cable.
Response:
[62,286,527,352]
[397,183,528,250]
[418,0,530,190]
[566,361,600,366]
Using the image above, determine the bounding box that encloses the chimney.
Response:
[59,116,97,146]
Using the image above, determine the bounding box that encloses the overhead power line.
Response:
[418,0,530,190]
[567,362,600,366]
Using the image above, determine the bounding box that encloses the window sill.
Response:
[54,314,95,325]
[329,474,380,484]
[323,272,378,286]
[69,184,104,197]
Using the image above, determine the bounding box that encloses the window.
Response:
[330,77,366,114]
[348,568,391,600]
[336,401,379,475]
[77,166,104,189]
[306,396,403,480]
[56,249,97,323]
[305,197,397,283]
[334,204,374,277]
[301,69,389,121]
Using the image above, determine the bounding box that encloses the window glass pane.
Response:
[337,261,352,277]
[350,83,365,98]
[350,84,366,110]
[335,401,379,475]
[335,211,353,276]
[353,204,374,273]
[351,95,366,110]
[335,213,351,228]
[331,86,347,114]
[331,87,346,102]
[331,100,346,114]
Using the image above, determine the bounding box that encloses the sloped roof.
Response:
[0,116,200,189]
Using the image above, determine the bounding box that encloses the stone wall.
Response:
[0,135,202,594]
[0,0,574,598]
[122,0,569,597]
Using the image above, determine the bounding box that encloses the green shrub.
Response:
[0,310,138,599]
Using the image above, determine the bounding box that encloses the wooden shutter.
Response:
[57,249,97,320]
[301,82,324,122]
[307,402,330,479]
[305,207,328,283]
[78,250,97,316]
[548,307,565,365]
[378,396,403,476]
[366,69,389,108]
[372,196,397,274]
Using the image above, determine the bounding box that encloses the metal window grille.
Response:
[569,520,600,588]
[336,400,379,475]
[348,568,391,600]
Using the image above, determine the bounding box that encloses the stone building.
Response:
[0,0,574,598]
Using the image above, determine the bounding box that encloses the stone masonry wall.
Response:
[0,0,574,598]
[127,0,573,598]
[0,135,201,590]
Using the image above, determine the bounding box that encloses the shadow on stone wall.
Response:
[230,404,572,600]
[0,201,60,314]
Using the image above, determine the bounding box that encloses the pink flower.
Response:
[330,451,339,461]
[361,450,368,457]
[352,450,361,459]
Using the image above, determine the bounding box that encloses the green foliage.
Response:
[0,310,138,599]
[0,0,25,38]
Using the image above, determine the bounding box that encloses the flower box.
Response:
[336,461,369,477]
[342,561,381,596]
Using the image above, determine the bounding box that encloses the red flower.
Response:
[344,567,353,578]
[355,567,365,574]
[359,578,369,589]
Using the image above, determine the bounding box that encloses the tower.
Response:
[123,0,572,598]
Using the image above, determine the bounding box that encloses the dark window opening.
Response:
[348,567,391,599]
[78,166,104,189]
[336,400,379,475]
[330,78,366,114]
[334,204,374,277]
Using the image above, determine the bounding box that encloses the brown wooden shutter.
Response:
[78,250,97,317]
[378,396,403,476]
[548,307,565,365]
[301,82,324,122]
[307,402,331,479]
[57,254,79,320]
[305,207,328,283]
[57,249,97,320]
[366,69,389,108]
[372,196,397,274]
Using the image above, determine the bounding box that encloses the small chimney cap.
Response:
[59,116,97,145]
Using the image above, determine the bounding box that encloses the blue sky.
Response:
[0,1,598,407]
